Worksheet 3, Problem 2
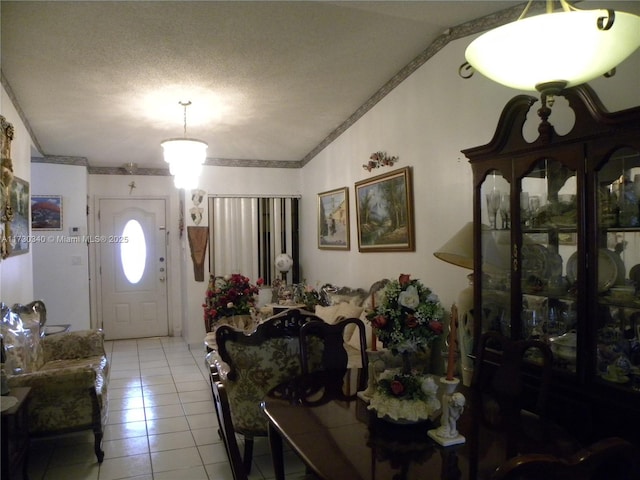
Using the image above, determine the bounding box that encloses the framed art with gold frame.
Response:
[355,166,415,252]
[1,115,15,259]
[318,187,349,250]
[7,177,30,256]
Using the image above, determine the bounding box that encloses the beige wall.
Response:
[4,33,640,346]
[1,88,34,303]
[299,34,640,312]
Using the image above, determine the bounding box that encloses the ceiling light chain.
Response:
[179,100,192,137]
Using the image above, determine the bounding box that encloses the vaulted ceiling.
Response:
[2,1,637,171]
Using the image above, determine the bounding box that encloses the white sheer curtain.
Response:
[210,197,260,280]
[208,196,299,284]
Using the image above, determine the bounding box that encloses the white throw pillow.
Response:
[347,310,373,350]
[315,303,363,342]
[314,305,341,324]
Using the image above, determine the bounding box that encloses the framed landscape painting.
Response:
[7,177,30,256]
[355,166,415,252]
[31,195,62,230]
[318,187,350,250]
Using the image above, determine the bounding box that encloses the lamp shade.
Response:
[465,9,640,91]
[434,222,474,270]
[434,222,509,273]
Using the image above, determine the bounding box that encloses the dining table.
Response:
[261,368,579,480]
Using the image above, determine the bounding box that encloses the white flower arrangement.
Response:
[367,274,444,355]
[368,369,441,422]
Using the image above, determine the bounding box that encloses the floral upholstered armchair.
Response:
[208,308,323,474]
[0,301,109,463]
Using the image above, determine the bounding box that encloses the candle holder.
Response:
[428,377,466,446]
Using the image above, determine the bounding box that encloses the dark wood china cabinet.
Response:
[463,84,640,443]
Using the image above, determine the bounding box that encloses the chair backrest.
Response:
[491,436,639,480]
[472,331,553,423]
[214,308,322,436]
[470,331,554,461]
[299,317,368,391]
[211,379,249,480]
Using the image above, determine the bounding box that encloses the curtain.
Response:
[208,196,299,285]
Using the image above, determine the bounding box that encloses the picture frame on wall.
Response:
[8,177,30,256]
[355,166,415,252]
[31,195,63,230]
[318,187,350,250]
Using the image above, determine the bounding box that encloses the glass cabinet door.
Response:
[520,158,578,372]
[479,170,511,338]
[595,147,640,390]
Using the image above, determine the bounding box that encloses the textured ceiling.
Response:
[1,1,637,171]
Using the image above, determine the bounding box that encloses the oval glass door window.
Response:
[121,219,147,284]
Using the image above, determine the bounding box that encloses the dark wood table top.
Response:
[262,369,578,480]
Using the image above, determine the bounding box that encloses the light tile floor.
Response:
[27,336,308,480]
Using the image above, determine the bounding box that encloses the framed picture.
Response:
[318,187,350,250]
[1,115,15,260]
[31,195,62,230]
[355,166,415,252]
[7,177,30,256]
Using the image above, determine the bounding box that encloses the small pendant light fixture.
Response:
[161,101,208,190]
[462,0,640,97]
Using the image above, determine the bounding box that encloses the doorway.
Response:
[98,198,169,340]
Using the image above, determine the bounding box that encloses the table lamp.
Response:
[434,222,509,385]
[434,222,475,385]
[275,253,293,282]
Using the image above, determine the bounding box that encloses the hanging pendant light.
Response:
[161,101,208,190]
[463,0,640,96]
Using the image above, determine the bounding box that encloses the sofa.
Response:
[0,301,109,463]
[205,280,391,370]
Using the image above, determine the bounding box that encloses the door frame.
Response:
[89,195,174,335]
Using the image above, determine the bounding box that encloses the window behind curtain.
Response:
[208,196,299,285]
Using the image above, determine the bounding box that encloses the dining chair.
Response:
[491,436,639,480]
[211,378,249,480]
[211,308,322,474]
[470,331,578,461]
[299,316,368,391]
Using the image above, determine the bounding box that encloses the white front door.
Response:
[98,198,168,340]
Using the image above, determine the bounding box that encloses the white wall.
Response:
[31,163,90,329]
[87,175,181,340]
[299,34,640,312]
[1,86,34,304]
[4,29,639,347]
[87,166,301,347]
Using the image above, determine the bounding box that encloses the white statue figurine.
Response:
[440,392,465,438]
[428,387,466,446]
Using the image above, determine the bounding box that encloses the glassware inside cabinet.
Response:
[480,170,511,337]
[520,158,578,372]
[482,170,510,231]
[520,158,577,297]
[596,147,640,388]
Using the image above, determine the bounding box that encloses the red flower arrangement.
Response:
[203,274,262,331]
[367,273,444,354]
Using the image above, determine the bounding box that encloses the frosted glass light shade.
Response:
[161,138,208,189]
[172,168,202,190]
[465,10,640,91]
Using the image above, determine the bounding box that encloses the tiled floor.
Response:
[27,336,308,480]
